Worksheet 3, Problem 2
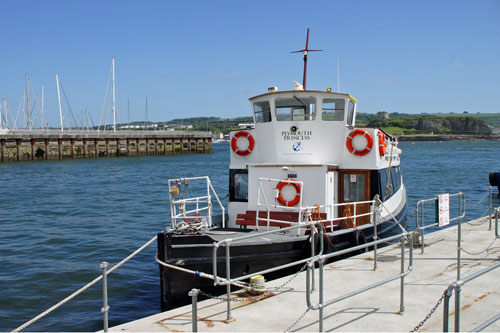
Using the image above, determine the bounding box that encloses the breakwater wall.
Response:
[0,129,212,162]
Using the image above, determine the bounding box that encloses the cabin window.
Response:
[229,169,248,202]
[346,100,356,127]
[343,174,365,201]
[391,166,402,194]
[254,101,271,123]
[275,96,316,121]
[322,98,345,121]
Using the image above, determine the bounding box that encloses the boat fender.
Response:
[276,179,301,207]
[353,230,368,254]
[346,129,373,156]
[231,130,255,156]
[309,233,334,256]
[378,131,386,157]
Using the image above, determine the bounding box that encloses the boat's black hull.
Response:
[157,205,408,311]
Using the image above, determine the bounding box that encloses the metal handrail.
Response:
[306,232,413,332]
[209,200,382,322]
[168,176,225,228]
[415,192,465,254]
[443,260,500,332]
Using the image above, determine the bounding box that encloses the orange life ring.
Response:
[378,131,386,157]
[231,131,255,156]
[276,179,301,207]
[346,129,373,156]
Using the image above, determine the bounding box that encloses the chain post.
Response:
[189,288,199,332]
[225,244,232,321]
[400,235,405,313]
[100,261,109,333]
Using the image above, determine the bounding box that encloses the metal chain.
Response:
[198,262,309,303]
[461,236,498,256]
[284,307,311,333]
[465,191,489,208]
[410,291,446,332]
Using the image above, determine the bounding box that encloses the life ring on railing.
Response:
[231,131,255,156]
[378,131,386,157]
[346,129,373,156]
[276,179,301,207]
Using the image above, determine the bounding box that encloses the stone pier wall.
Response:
[0,130,212,162]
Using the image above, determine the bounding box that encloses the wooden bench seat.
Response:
[235,210,330,229]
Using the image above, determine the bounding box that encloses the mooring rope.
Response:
[155,253,248,289]
[13,235,158,332]
[376,198,408,234]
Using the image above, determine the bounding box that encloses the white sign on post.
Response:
[438,193,450,227]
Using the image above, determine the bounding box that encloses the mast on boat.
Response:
[3,99,8,129]
[291,28,322,90]
[41,85,45,130]
[112,56,116,133]
[56,74,64,132]
[25,74,31,130]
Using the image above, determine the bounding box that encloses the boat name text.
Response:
[281,130,312,141]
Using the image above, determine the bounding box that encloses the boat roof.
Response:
[249,90,357,102]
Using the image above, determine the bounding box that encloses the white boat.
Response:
[157,30,408,310]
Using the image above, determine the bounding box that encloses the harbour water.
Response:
[1,141,500,332]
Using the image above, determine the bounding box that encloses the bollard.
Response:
[189,289,199,332]
[100,262,109,333]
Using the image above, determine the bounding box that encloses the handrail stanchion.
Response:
[310,222,316,292]
[225,243,232,321]
[189,289,199,332]
[495,208,499,238]
[319,256,325,333]
[100,262,109,333]
[373,199,379,270]
[420,203,425,254]
[489,187,493,230]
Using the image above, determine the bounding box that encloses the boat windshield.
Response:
[275,96,316,121]
[322,98,345,121]
[254,101,272,123]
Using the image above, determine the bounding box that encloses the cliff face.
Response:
[406,118,494,134]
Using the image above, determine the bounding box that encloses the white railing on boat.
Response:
[256,176,376,236]
[168,176,225,229]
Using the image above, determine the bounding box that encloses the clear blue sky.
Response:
[0,0,499,128]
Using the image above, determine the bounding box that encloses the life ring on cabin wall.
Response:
[346,129,373,156]
[231,131,255,156]
[378,131,386,157]
[276,179,301,207]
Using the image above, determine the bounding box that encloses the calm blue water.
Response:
[1,141,499,331]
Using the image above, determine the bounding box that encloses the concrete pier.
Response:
[110,216,500,332]
[0,129,212,162]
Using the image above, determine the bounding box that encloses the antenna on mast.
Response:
[291,28,322,90]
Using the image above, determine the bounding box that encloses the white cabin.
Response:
[228,88,404,228]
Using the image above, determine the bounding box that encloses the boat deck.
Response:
[110,217,500,332]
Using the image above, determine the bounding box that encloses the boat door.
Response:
[338,170,371,227]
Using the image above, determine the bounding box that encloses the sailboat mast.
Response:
[112,57,116,133]
[3,99,8,128]
[25,73,31,130]
[56,74,64,132]
[41,85,45,130]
